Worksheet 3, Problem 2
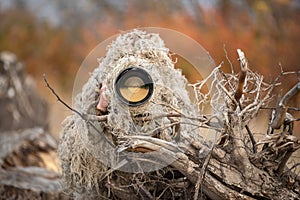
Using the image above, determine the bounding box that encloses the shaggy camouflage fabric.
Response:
[59,30,207,199]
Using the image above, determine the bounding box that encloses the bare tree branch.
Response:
[194,146,213,200]
[271,82,300,129]
[223,44,234,75]
[235,49,257,153]
[235,49,248,103]
[43,74,115,147]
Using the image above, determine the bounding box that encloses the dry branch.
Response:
[43,74,115,148]
[0,167,67,199]
[123,135,299,199]
[235,49,248,103]
[193,147,212,200]
[235,49,258,153]
[271,82,300,129]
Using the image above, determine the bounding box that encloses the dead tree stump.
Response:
[0,52,66,200]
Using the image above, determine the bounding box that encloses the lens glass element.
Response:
[115,67,154,106]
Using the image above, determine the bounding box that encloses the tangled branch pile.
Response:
[58,30,300,199]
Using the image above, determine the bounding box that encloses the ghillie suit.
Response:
[0,52,63,199]
[59,30,212,199]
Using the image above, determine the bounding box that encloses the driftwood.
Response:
[0,127,67,200]
[0,167,64,200]
[271,82,300,129]
[0,52,65,200]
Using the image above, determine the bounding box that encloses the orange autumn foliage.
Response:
[0,1,299,93]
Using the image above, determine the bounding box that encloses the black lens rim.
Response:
[114,67,154,106]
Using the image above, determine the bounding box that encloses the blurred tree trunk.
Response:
[0,52,66,199]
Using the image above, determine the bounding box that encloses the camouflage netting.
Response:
[59,30,211,199]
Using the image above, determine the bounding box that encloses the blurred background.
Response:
[0,0,299,138]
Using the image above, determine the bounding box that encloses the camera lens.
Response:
[115,67,154,106]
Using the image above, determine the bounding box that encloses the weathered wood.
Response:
[271,82,300,129]
[0,51,64,199]
[0,52,48,132]
[126,134,299,199]
[0,127,56,166]
[0,167,67,200]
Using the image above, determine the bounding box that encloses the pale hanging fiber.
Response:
[58,29,204,197]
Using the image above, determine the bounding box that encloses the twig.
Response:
[281,82,300,107]
[245,125,257,153]
[120,135,183,153]
[264,68,299,130]
[219,70,236,94]
[190,64,223,112]
[43,74,114,147]
[260,107,300,112]
[135,113,182,121]
[194,147,213,200]
[271,82,300,129]
[282,163,300,176]
[276,150,294,175]
[153,103,222,130]
[235,49,248,104]
[217,81,238,106]
[43,74,82,118]
[223,44,234,75]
